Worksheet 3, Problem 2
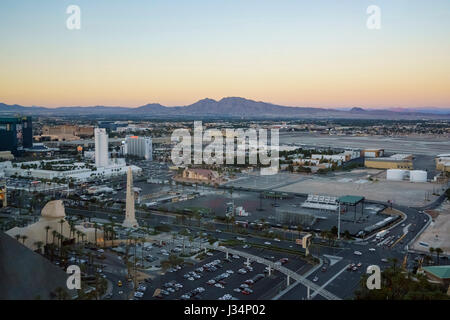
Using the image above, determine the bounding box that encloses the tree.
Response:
[54,287,70,300]
[59,219,65,248]
[93,222,99,245]
[330,226,338,237]
[355,264,449,300]
[429,247,435,264]
[34,241,44,254]
[297,225,303,239]
[52,230,58,245]
[343,230,351,240]
[21,235,28,245]
[435,248,443,265]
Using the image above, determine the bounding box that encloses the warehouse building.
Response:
[362,149,384,158]
[436,154,450,173]
[365,154,413,170]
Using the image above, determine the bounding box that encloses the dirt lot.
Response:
[411,200,450,255]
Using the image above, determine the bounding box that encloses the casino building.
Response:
[0,116,33,155]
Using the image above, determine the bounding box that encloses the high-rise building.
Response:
[94,128,109,167]
[123,167,138,228]
[0,117,32,155]
[124,135,152,160]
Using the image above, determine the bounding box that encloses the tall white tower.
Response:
[94,128,109,167]
[123,167,138,228]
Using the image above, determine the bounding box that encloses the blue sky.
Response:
[1,0,449,108]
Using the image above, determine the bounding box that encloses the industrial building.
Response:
[365,154,413,170]
[436,154,450,173]
[362,149,384,158]
[0,116,33,155]
[124,135,153,160]
[386,169,427,182]
[421,266,450,286]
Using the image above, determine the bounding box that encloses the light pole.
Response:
[337,201,341,240]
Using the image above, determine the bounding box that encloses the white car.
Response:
[274,238,281,242]
[188,277,195,281]
[313,276,319,282]
[206,252,213,256]
[134,291,144,298]
[369,248,376,252]
[264,242,271,245]
[226,270,234,274]
[354,251,362,256]
[214,283,225,288]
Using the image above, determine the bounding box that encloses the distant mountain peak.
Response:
[1,99,449,119]
[196,98,217,104]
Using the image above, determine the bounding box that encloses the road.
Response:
[64,186,446,300]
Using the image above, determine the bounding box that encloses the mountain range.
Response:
[1,97,449,119]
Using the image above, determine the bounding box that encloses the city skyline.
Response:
[0,0,449,109]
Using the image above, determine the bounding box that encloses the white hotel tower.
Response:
[94,128,109,167]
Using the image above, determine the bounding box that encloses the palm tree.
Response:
[429,247,435,264]
[21,235,28,245]
[45,226,51,245]
[34,241,44,254]
[15,234,21,242]
[389,257,399,273]
[58,219,65,246]
[93,223,99,246]
[435,248,443,265]
[52,230,58,245]
[297,225,303,240]
[54,287,70,300]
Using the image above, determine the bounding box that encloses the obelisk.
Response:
[123,167,139,228]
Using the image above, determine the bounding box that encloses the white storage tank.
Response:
[386,169,406,181]
[410,170,427,182]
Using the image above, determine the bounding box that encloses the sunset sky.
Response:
[0,0,449,109]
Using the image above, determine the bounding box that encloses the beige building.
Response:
[182,168,219,183]
[362,149,385,158]
[6,200,103,250]
[365,154,413,170]
[436,154,450,173]
[0,151,14,160]
[40,125,94,141]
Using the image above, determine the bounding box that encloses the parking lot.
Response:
[141,245,311,300]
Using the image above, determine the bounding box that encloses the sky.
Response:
[0,0,449,109]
